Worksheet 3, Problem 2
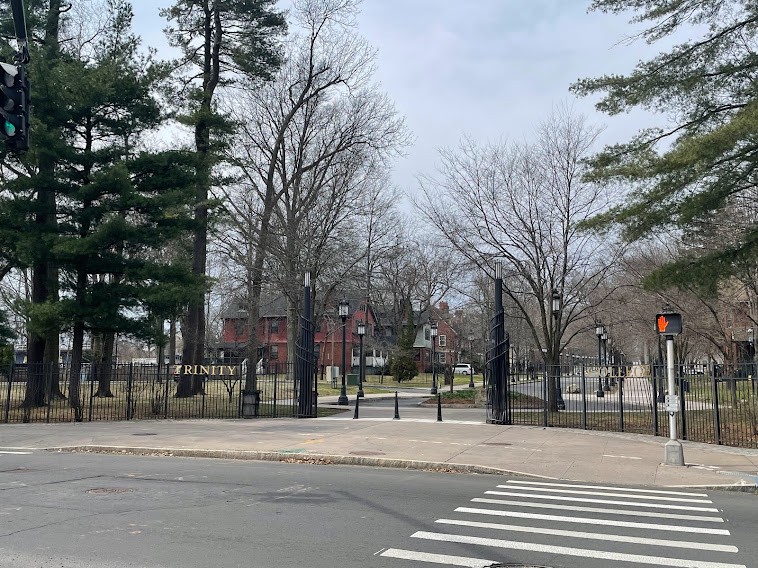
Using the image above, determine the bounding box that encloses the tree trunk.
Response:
[68,320,84,422]
[95,331,115,397]
[24,0,64,409]
[168,318,176,366]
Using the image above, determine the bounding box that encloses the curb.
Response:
[48,445,548,478]
[46,445,758,492]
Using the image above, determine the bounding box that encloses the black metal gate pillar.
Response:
[296,272,316,418]
[487,261,511,424]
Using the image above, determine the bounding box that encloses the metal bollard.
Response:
[353,393,359,419]
[394,391,400,419]
[437,393,442,422]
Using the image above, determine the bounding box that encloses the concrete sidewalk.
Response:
[1,393,757,491]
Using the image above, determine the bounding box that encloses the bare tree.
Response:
[219,0,407,391]
[416,107,620,411]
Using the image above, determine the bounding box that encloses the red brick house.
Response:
[219,297,384,373]
[413,302,459,373]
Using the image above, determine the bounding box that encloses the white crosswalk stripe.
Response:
[502,479,710,497]
[380,479,747,567]
[484,489,720,511]
[468,498,725,523]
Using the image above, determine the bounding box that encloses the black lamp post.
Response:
[748,327,756,393]
[430,319,438,395]
[357,319,365,398]
[595,321,605,398]
[468,333,475,388]
[602,330,610,391]
[552,289,565,410]
[337,300,349,405]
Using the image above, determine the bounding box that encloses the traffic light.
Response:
[0,62,29,153]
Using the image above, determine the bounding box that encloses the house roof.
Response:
[221,293,372,320]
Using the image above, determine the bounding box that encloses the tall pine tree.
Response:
[161,0,286,396]
[0,1,203,413]
[573,1,758,291]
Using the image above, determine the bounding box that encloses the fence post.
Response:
[679,374,687,441]
[126,363,133,420]
[711,362,722,445]
[581,364,587,430]
[4,363,12,423]
[201,379,206,419]
[543,369,548,427]
[45,363,53,424]
[88,365,95,422]
[618,376,624,432]
[163,366,170,419]
[651,369,659,436]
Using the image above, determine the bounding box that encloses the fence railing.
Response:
[1,362,308,424]
[503,363,758,448]
[4,360,757,449]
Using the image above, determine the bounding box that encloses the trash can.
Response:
[347,373,359,386]
[241,390,261,418]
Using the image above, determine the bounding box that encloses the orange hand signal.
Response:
[657,315,669,333]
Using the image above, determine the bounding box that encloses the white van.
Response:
[453,363,473,375]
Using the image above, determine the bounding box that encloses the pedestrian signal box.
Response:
[656,312,682,336]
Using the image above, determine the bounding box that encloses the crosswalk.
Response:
[378,479,747,568]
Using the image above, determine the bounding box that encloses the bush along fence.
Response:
[499,362,758,449]
[0,362,316,424]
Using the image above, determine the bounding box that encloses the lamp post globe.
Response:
[430,319,438,395]
[595,321,605,398]
[357,319,365,398]
[337,300,349,406]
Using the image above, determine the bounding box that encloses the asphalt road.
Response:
[1,450,756,568]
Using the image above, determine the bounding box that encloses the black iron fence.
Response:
[502,362,758,448]
[1,362,314,424]
[4,360,757,449]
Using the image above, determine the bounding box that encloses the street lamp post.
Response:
[430,319,438,395]
[337,300,349,405]
[595,321,605,398]
[552,289,565,410]
[748,327,756,394]
[602,330,610,391]
[468,333,475,388]
[356,320,365,398]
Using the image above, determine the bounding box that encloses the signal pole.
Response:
[657,310,685,466]
[10,0,29,64]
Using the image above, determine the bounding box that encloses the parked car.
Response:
[453,363,473,375]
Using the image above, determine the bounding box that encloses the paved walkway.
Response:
[2,392,757,490]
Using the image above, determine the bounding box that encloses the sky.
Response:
[130,0,673,203]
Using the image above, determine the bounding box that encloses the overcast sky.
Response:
[131,0,671,202]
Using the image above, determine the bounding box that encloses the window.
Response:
[438,334,447,347]
[270,345,279,360]
[425,328,430,341]
[438,352,446,364]
[269,320,279,333]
